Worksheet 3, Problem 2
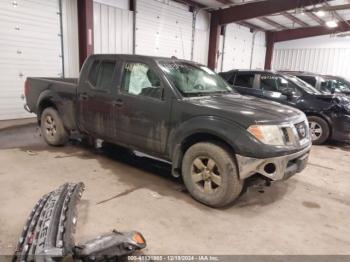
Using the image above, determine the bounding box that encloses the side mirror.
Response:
[281,88,296,100]
[330,86,336,94]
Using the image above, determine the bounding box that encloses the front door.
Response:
[114,61,171,155]
[259,73,303,107]
[78,59,118,140]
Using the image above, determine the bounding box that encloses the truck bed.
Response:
[25,77,78,114]
[25,77,79,130]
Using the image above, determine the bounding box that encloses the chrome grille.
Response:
[280,120,309,146]
[295,121,308,140]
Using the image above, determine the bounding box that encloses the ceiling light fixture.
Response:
[326,20,338,28]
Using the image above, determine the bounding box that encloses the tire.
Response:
[307,116,330,145]
[40,107,69,146]
[181,142,243,208]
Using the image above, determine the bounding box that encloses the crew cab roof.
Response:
[87,54,201,65]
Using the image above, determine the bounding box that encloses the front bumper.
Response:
[236,144,311,181]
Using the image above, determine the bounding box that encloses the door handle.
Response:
[113,99,123,107]
[80,93,89,100]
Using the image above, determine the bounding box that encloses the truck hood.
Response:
[185,93,303,127]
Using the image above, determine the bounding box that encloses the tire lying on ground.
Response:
[181,142,243,208]
[40,107,69,146]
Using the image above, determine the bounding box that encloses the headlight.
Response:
[248,125,285,146]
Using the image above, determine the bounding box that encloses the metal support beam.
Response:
[211,0,332,25]
[77,0,94,68]
[258,17,288,30]
[272,20,350,42]
[238,21,265,32]
[264,32,275,70]
[215,0,232,5]
[264,18,350,68]
[208,0,329,70]
[305,12,324,25]
[323,2,346,23]
[282,12,309,27]
[207,16,221,70]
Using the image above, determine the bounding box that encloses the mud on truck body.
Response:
[24,54,312,207]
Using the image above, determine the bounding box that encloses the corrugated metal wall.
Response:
[193,10,210,65]
[251,31,266,70]
[0,0,63,120]
[61,0,79,77]
[221,24,266,72]
[273,48,350,77]
[93,1,133,54]
[135,0,193,59]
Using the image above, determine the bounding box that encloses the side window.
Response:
[88,60,116,90]
[88,61,100,86]
[261,74,302,96]
[121,62,162,99]
[96,61,116,90]
[281,80,302,97]
[260,74,278,91]
[299,76,316,87]
[234,73,255,88]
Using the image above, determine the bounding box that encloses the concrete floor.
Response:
[0,123,350,256]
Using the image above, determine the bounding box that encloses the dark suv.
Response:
[281,71,350,96]
[220,70,350,145]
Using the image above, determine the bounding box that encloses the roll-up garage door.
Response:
[0,0,63,120]
[135,0,193,59]
[93,1,133,54]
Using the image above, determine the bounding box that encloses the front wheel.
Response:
[308,116,330,145]
[181,142,243,208]
[40,107,69,146]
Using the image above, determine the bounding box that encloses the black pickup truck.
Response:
[25,55,311,207]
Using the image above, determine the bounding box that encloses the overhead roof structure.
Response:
[178,0,350,70]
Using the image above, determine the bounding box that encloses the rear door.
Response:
[114,59,171,155]
[78,59,118,140]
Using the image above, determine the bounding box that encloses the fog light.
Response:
[264,163,276,174]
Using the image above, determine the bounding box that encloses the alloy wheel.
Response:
[191,157,222,194]
[309,121,323,141]
[44,115,57,137]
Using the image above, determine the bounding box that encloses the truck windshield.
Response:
[159,61,233,96]
[284,75,322,95]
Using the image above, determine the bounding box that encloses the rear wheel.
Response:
[181,142,243,208]
[40,107,69,146]
[307,116,329,145]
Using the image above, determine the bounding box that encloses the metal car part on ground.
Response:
[12,183,146,262]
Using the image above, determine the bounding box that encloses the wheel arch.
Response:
[37,98,58,125]
[171,131,237,178]
[36,90,77,131]
[305,112,333,138]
